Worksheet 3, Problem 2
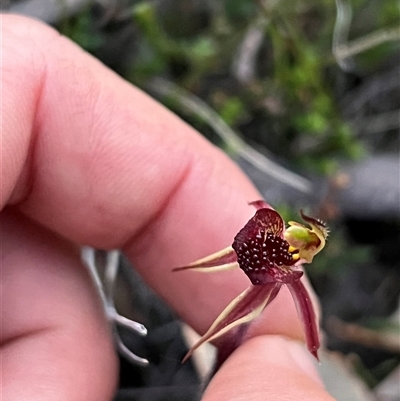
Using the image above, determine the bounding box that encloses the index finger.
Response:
[3,15,303,339]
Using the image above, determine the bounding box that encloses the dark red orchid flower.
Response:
[174,201,329,363]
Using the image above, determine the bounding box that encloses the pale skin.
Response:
[1,15,336,401]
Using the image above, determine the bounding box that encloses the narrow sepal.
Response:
[287,279,320,359]
[214,324,250,370]
[182,283,281,363]
[172,246,238,272]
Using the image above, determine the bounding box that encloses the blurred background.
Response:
[4,1,399,400]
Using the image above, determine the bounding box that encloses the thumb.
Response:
[202,336,336,401]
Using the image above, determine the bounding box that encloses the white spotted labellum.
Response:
[174,201,328,363]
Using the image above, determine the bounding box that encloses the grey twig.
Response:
[7,0,120,24]
[7,0,93,23]
[231,17,268,85]
[333,0,400,70]
[341,69,400,117]
[352,109,400,136]
[81,247,149,366]
[146,77,312,193]
[82,246,109,311]
[333,0,353,70]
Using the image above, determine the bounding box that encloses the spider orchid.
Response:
[173,201,328,363]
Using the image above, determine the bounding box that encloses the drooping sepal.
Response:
[172,246,239,273]
[287,279,320,359]
[181,283,281,363]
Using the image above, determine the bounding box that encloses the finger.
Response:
[3,14,308,339]
[1,210,118,401]
[202,336,335,401]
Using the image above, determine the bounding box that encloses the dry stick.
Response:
[7,0,92,23]
[7,0,125,24]
[146,77,312,194]
[333,0,353,70]
[337,27,400,60]
[81,247,149,366]
[354,109,400,136]
[328,316,400,354]
[231,17,268,85]
[333,0,400,70]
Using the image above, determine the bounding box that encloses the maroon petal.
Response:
[287,279,320,359]
[173,246,238,272]
[234,208,284,246]
[248,200,272,210]
[182,283,281,362]
[232,209,298,285]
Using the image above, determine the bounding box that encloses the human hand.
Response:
[2,15,335,401]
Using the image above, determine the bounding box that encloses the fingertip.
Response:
[202,336,335,401]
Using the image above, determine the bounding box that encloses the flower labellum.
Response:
[173,201,328,364]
